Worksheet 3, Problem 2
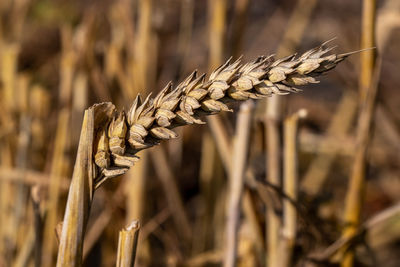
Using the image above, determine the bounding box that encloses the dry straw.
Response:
[116,220,140,267]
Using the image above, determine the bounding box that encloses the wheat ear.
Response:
[57,41,356,267]
[93,41,352,188]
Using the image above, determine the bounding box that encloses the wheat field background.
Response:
[0,0,399,266]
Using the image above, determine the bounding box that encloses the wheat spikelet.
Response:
[93,41,353,188]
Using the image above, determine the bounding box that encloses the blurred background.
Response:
[0,0,399,266]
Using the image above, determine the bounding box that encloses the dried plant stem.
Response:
[0,43,19,265]
[140,208,170,241]
[195,131,219,253]
[56,110,93,267]
[265,97,281,267]
[0,168,70,189]
[310,202,400,262]
[231,0,250,58]
[277,0,318,56]
[32,186,44,267]
[71,72,88,146]
[224,101,254,267]
[359,0,376,102]
[12,78,33,264]
[12,228,34,267]
[56,103,114,267]
[208,0,226,69]
[366,200,400,248]
[205,2,263,254]
[125,0,154,236]
[11,92,31,267]
[126,156,147,222]
[280,110,306,267]
[134,0,156,93]
[29,85,51,170]
[173,0,194,79]
[12,114,30,260]
[206,97,264,263]
[12,75,30,256]
[122,1,154,264]
[342,2,376,266]
[207,115,232,171]
[116,220,140,267]
[0,142,14,265]
[376,0,400,51]
[264,1,317,266]
[198,0,228,254]
[186,250,224,266]
[242,190,264,259]
[1,43,19,113]
[341,60,380,267]
[150,147,192,242]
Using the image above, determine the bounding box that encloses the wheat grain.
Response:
[93,41,353,188]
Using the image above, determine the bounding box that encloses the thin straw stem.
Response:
[359,0,376,102]
[32,186,44,267]
[224,100,254,267]
[264,1,318,265]
[281,109,306,267]
[264,100,281,267]
[56,103,115,267]
[207,115,232,172]
[150,147,192,243]
[231,0,250,58]
[116,220,140,267]
[341,1,376,266]
[56,110,93,267]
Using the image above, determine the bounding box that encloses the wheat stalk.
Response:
[92,41,355,188]
[116,220,140,267]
